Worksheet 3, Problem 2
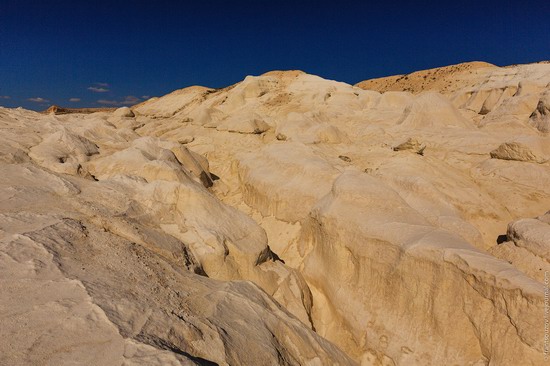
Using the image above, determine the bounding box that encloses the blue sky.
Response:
[0,0,549,110]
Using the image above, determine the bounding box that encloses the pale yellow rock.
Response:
[490,138,549,163]
[0,161,354,366]
[530,90,550,132]
[489,212,550,284]
[113,106,135,118]
[1,61,549,365]
[300,171,543,365]
[392,137,425,154]
[507,216,550,260]
[355,61,496,94]
[28,128,99,175]
[396,91,474,129]
[217,116,271,134]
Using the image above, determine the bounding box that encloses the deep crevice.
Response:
[496,234,508,244]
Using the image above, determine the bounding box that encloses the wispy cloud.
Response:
[141,95,150,99]
[88,86,109,93]
[97,99,120,106]
[28,97,49,103]
[0,95,10,99]
[97,96,141,107]
[69,98,81,102]
[121,96,140,105]
[88,82,110,93]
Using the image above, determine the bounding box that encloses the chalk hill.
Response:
[1,61,549,365]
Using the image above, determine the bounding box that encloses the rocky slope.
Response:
[355,61,496,94]
[1,61,549,365]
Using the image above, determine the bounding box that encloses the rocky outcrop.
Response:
[113,106,135,118]
[489,211,550,284]
[44,105,117,114]
[490,137,549,163]
[530,90,550,132]
[392,137,425,155]
[507,213,550,261]
[236,142,341,223]
[28,128,99,175]
[300,171,543,365]
[0,214,354,366]
[355,61,495,94]
[0,159,354,365]
[358,62,550,132]
[1,62,550,365]
[396,92,473,129]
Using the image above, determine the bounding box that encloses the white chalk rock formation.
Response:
[1,61,550,365]
[396,92,473,129]
[113,106,135,118]
[299,171,543,365]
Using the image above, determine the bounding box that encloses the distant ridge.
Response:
[43,105,117,115]
[355,61,495,94]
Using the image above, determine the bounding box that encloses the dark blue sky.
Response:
[1,0,549,110]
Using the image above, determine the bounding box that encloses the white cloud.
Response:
[69,98,81,102]
[88,82,110,93]
[0,96,10,99]
[98,96,141,107]
[141,95,150,99]
[28,97,49,103]
[121,96,140,105]
[88,86,109,93]
[97,99,120,106]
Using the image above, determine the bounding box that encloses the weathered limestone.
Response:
[1,61,550,365]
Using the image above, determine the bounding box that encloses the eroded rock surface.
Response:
[1,61,549,365]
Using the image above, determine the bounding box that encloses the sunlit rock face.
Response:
[1,61,549,365]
